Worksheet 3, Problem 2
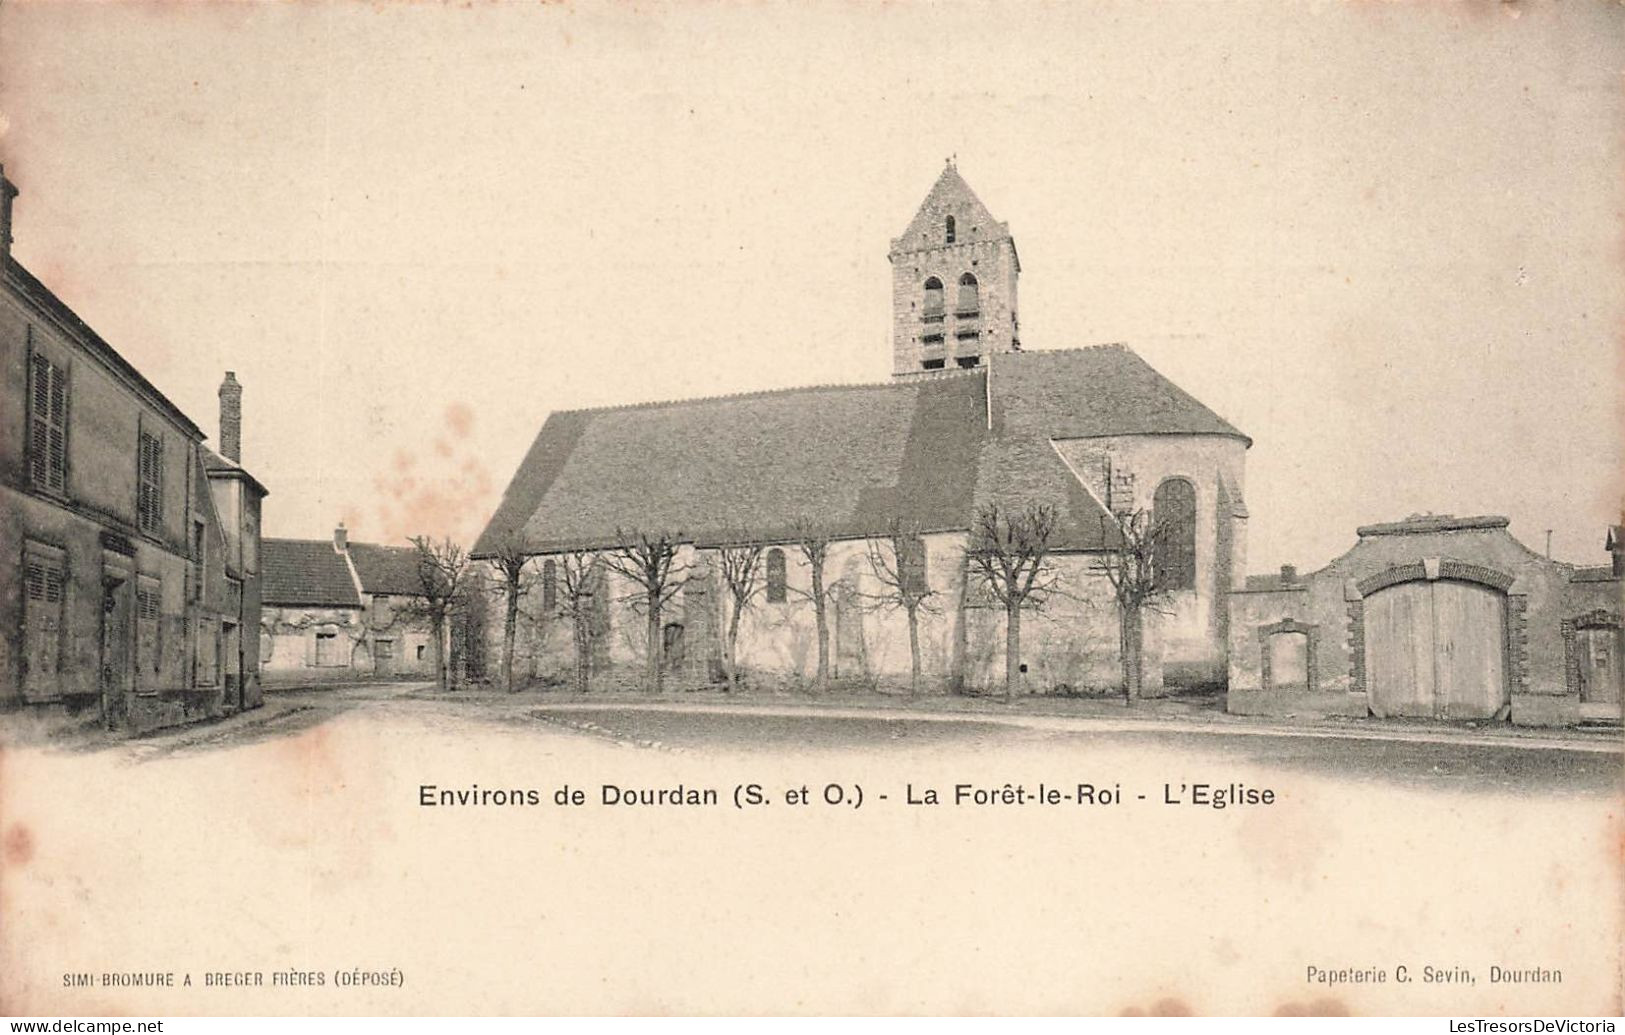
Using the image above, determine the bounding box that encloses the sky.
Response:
[0,0,1619,572]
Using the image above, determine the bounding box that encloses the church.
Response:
[472,163,1250,696]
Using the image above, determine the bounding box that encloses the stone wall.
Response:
[260,604,435,682]
[1052,433,1249,688]
[890,240,1019,375]
[492,534,1191,698]
[1227,516,1622,726]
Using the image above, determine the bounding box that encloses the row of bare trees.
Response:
[427,496,1188,701]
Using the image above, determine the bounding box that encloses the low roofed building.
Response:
[260,526,437,682]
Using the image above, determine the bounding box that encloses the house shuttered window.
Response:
[138,429,164,534]
[190,520,205,603]
[22,544,66,697]
[136,576,163,692]
[28,349,68,494]
[196,618,220,687]
[314,631,338,667]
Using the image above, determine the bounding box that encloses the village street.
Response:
[107,680,1624,796]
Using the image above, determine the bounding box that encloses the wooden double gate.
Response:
[1364,578,1509,720]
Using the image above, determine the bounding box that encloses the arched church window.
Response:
[922,277,944,319]
[1152,478,1197,591]
[945,215,956,243]
[956,273,979,317]
[901,536,928,598]
[541,559,558,611]
[765,548,787,603]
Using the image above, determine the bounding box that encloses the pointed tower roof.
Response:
[888,162,1015,262]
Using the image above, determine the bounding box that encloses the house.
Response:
[259,526,437,682]
[1227,515,1623,727]
[472,164,1251,695]
[0,165,268,735]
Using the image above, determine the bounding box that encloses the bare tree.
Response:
[966,502,1059,700]
[558,550,602,695]
[791,518,835,691]
[602,528,687,693]
[864,518,937,696]
[713,535,764,693]
[406,535,469,692]
[1095,508,1183,704]
[484,529,533,693]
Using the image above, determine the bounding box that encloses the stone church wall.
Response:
[1052,433,1248,688]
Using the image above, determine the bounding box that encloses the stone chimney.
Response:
[0,165,18,261]
[1280,564,1297,584]
[334,523,349,553]
[218,371,243,463]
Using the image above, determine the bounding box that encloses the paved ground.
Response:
[95,680,1624,796]
[530,704,1623,796]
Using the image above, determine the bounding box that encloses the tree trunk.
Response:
[572,607,590,695]
[646,594,662,693]
[432,614,448,692]
[811,563,829,691]
[1005,598,1021,701]
[1121,606,1142,705]
[503,582,519,693]
[726,599,743,693]
[906,603,921,697]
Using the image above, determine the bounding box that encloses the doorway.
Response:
[1364,578,1509,720]
[1577,625,1621,704]
[99,575,132,727]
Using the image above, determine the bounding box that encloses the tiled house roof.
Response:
[262,539,361,608]
[474,344,1248,557]
[200,445,269,497]
[348,543,427,597]
[4,257,204,439]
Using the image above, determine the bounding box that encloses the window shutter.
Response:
[136,579,160,689]
[137,426,149,530]
[137,430,164,533]
[28,353,49,488]
[153,435,164,528]
[23,552,64,696]
[46,360,67,492]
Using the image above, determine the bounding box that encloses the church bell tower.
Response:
[887,161,1021,378]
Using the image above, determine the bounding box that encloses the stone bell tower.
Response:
[887,161,1021,378]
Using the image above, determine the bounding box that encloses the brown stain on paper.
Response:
[1118,996,1194,1016]
[364,400,496,545]
[2,823,34,868]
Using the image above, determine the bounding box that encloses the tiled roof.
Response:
[4,258,204,439]
[479,373,988,554]
[891,164,1009,255]
[474,344,1247,557]
[347,543,427,597]
[1241,573,1308,593]
[1357,514,1509,537]
[200,446,269,497]
[261,539,361,608]
[972,434,1119,551]
[1571,565,1619,584]
[993,346,1250,444]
